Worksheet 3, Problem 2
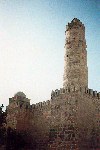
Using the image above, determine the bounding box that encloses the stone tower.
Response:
[63,18,88,89]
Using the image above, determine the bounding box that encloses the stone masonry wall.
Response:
[6,87,100,149]
[26,87,100,149]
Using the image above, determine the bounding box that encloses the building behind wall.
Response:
[7,18,100,150]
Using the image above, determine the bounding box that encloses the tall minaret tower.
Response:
[63,18,88,89]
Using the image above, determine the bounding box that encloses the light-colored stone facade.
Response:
[63,18,88,89]
[6,18,100,149]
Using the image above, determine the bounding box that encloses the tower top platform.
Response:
[66,18,85,31]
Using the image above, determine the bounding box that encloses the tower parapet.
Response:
[63,18,88,89]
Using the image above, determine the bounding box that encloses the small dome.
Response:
[14,91,26,98]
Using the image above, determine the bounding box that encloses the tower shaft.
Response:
[63,18,88,89]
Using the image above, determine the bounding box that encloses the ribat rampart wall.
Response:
[26,87,100,149]
[6,87,100,149]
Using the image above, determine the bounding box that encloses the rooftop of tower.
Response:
[72,18,81,23]
[66,18,85,31]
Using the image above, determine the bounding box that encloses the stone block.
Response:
[89,89,93,96]
[93,91,97,96]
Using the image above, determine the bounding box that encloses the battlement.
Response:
[8,87,100,112]
[85,88,100,98]
[30,100,51,110]
[66,18,85,31]
[51,87,100,99]
[29,87,100,111]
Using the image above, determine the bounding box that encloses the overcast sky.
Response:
[0,0,100,107]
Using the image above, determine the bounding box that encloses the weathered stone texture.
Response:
[6,18,100,149]
[6,88,100,149]
[63,18,88,89]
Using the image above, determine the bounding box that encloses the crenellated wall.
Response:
[20,87,99,149]
[29,87,100,111]
[6,87,100,149]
